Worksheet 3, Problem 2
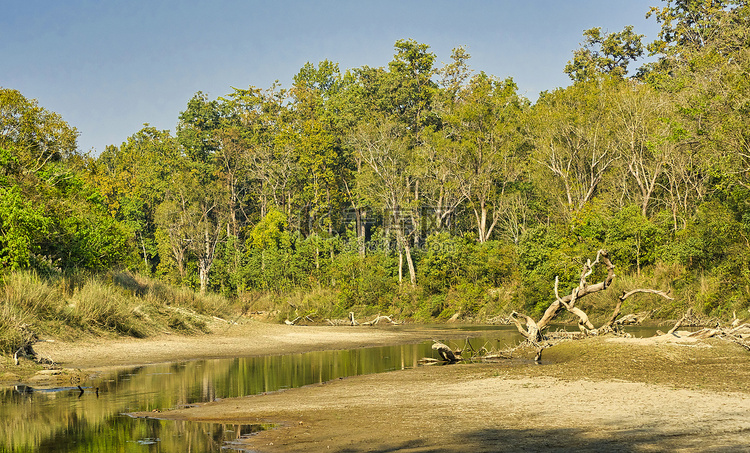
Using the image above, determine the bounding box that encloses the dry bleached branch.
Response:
[508,249,674,361]
[284,312,402,326]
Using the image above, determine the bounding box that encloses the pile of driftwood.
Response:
[284,312,401,327]
[504,249,675,361]
[661,308,750,351]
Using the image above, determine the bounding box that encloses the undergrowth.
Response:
[2,260,741,357]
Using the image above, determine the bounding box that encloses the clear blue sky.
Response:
[2,0,662,154]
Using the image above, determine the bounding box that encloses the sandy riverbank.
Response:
[8,320,750,452]
[31,319,471,369]
[1,318,482,384]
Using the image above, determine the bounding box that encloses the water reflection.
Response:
[1,337,456,452]
[0,325,661,452]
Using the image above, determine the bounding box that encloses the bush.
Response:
[606,205,666,273]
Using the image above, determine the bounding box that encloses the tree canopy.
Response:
[2,0,749,318]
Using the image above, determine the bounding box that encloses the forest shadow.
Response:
[338,426,749,452]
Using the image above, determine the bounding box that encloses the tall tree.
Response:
[89,126,181,271]
[608,80,676,217]
[156,166,227,293]
[0,88,78,172]
[445,73,528,242]
[349,119,417,286]
[530,79,617,218]
[291,60,349,237]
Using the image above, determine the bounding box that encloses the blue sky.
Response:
[2,1,662,154]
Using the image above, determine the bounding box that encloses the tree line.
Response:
[2,0,749,319]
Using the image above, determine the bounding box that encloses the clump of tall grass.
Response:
[0,303,33,355]
[145,281,230,317]
[106,271,231,318]
[265,288,368,323]
[69,278,148,337]
[2,272,63,322]
[0,270,238,357]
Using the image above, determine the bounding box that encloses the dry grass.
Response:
[0,270,238,355]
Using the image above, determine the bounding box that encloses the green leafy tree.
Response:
[564,26,645,82]
[646,0,744,56]
[606,205,666,275]
[225,84,296,219]
[0,185,49,269]
[88,126,181,272]
[177,92,224,163]
[290,61,350,236]
[349,119,418,286]
[386,39,438,140]
[660,200,743,271]
[444,72,528,242]
[0,88,78,172]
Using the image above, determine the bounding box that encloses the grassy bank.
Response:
[0,270,235,356]
[1,261,740,363]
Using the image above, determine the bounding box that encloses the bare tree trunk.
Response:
[404,241,416,287]
[396,224,416,287]
[398,247,403,284]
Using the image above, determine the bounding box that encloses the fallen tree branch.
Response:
[361,315,400,326]
[603,289,673,330]
[431,341,462,362]
[326,312,400,326]
[285,316,303,326]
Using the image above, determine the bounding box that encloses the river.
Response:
[0,325,661,452]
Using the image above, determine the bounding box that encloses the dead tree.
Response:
[509,249,672,361]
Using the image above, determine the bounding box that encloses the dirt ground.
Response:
[11,320,750,452]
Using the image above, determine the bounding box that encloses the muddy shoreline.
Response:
[139,332,750,452]
[1,319,487,385]
[7,320,750,452]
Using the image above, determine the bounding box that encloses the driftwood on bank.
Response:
[420,251,746,365]
[284,315,316,325]
[431,341,462,362]
[661,309,750,351]
[507,249,674,361]
[284,312,401,326]
[421,250,673,365]
[12,323,39,366]
[326,312,401,326]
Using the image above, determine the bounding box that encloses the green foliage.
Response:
[660,201,742,271]
[332,250,397,309]
[418,233,517,294]
[0,186,49,269]
[249,209,290,250]
[517,224,589,313]
[0,88,78,170]
[564,26,645,81]
[5,20,750,328]
[606,205,666,272]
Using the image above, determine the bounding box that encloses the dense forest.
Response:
[2,0,749,328]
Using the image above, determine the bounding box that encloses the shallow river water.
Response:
[0,325,660,452]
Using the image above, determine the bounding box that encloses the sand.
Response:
[17,320,750,452]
